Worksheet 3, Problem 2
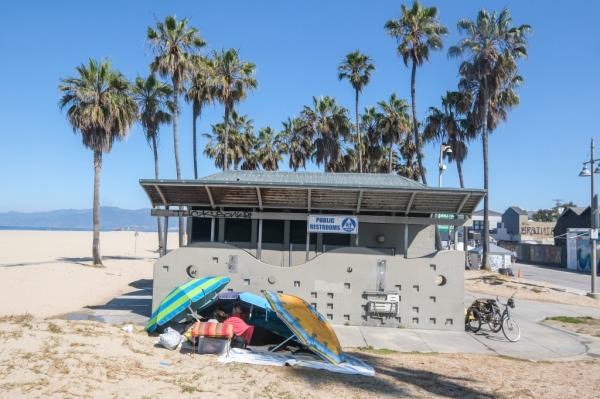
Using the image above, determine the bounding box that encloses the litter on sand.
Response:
[218,348,375,376]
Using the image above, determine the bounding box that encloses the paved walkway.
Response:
[65,285,600,361]
[335,293,600,361]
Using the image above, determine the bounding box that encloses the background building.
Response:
[494,206,555,244]
[471,209,502,233]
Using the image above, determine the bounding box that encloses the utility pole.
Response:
[579,138,599,299]
[590,139,598,299]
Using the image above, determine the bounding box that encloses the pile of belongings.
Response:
[147,276,374,376]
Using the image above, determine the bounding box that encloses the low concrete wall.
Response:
[152,242,465,331]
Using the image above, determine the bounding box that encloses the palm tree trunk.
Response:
[481,87,490,270]
[410,59,427,185]
[388,143,393,174]
[92,150,103,266]
[223,103,230,171]
[456,160,465,189]
[152,135,165,255]
[355,89,362,173]
[193,110,198,179]
[172,80,186,247]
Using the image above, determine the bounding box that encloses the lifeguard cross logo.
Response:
[308,215,358,234]
[341,217,357,233]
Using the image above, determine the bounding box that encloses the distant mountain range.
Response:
[0,207,160,231]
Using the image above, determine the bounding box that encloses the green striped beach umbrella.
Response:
[146,276,230,333]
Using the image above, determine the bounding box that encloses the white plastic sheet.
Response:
[218,348,374,376]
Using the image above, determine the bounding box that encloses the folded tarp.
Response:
[218,348,374,377]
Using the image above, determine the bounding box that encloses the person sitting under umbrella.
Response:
[214,304,254,347]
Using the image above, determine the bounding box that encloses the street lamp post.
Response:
[438,144,453,249]
[579,138,600,299]
[438,144,453,187]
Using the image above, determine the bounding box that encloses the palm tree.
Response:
[377,94,411,173]
[133,74,172,255]
[360,107,387,173]
[300,96,351,171]
[204,111,256,170]
[59,59,137,266]
[385,1,448,184]
[212,49,257,171]
[337,51,375,173]
[280,117,312,171]
[449,8,530,269]
[185,56,215,179]
[147,15,206,246]
[256,127,286,171]
[423,91,473,188]
[396,135,422,180]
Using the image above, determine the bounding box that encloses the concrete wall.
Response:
[152,242,465,331]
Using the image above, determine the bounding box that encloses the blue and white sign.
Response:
[308,215,359,234]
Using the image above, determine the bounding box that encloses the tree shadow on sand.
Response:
[57,255,152,266]
[283,351,494,398]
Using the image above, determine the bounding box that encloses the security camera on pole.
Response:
[578,138,600,299]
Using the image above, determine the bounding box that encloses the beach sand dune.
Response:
[0,230,177,317]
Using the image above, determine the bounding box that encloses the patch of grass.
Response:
[530,288,543,294]
[0,329,23,340]
[0,313,33,324]
[545,316,594,324]
[357,346,398,355]
[122,338,153,356]
[48,322,63,334]
[176,380,199,394]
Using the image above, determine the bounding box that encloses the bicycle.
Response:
[465,293,520,342]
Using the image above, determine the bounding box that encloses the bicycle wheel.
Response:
[489,308,502,333]
[502,316,521,342]
[465,308,481,333]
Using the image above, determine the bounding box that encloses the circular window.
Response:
[186,265,198,278]
[268,276,276,284]
[435,275,447,286]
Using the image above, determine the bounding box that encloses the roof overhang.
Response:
[140,176,485,216]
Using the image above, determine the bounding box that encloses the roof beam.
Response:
[154,185,167,206]
[356,190,363,213]
[204,186,215,209]
[256,187,263,210]
[457,193,471,213]
[307,188,312,212]
[405,192,417,214]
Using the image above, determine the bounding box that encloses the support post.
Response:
[163,206,169,256]
[257,219,263,260]
[305,216,310,261]
[210,218,215,242]
[403,224,409,258]
[453,226,458,250]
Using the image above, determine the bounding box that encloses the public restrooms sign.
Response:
[308,215,358,234]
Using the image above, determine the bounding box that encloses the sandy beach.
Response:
[2,230,600,398]
[0,230,177,317]
[0,316,598,398]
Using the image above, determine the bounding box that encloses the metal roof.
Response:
[140,171,485,215]
[473,209,503,217]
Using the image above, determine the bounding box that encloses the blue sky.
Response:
[1,0,599,213]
